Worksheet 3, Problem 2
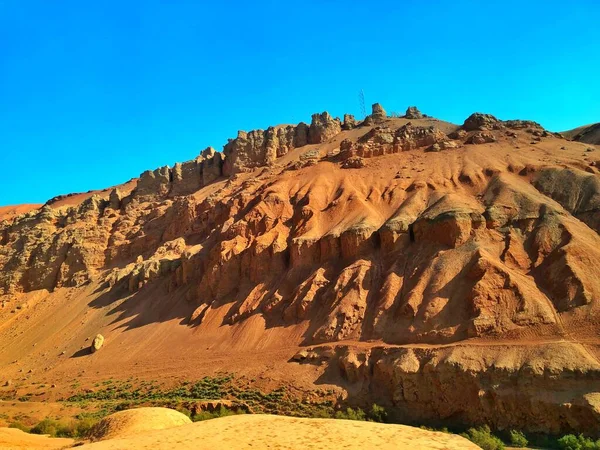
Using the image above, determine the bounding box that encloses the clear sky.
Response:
[1,0,599,206]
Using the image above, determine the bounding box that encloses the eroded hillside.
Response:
[1,104,600,435]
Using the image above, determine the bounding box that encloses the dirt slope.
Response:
[1,105,600,435]
[563,123,600,145]
[0,204,41,222]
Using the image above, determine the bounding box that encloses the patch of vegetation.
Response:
[8,421,30,432]
[30,419,65,437]
[509,429,528,447]
[460,425,505,450]
[29,417,99,439]
[369,404,387,423]
[188,376,233,399]
[191,405,244,422]
[419,425,450,434]
[328,404,389,423]
[557,434,600,450]
[75,410,112,421]
[334,407,366,421]
[72,416,98,438]
[66,375,234,403]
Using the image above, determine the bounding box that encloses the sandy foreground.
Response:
[0,414,481,449]
[0,428,72,449]
[77,414,480,450]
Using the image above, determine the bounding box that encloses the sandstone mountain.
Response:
[1,104,600,436]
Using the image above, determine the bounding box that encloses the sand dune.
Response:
[0,428,73,449]
[88,407,191,441]
[78,414,480,450]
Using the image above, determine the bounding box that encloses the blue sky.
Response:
[1,0,599,206]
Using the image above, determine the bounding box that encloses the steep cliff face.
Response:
[135,147,224,198]
[294,343,600,435]
[1,105,600,434]
[222,110,343,176]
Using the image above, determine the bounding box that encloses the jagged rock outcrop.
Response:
[109,188,121,210]
[395,123,446,150]
[341,156,365,169]
[340,123,446,160]
[201,148,224,185]
[448,129,467,140]
[308,112,341,145]
[0,200,110,294]
[404,106,423,119]
[426,140,460,152]
[293,122,309,147]
[371,103,387,122]
[222,126,304,175]
[342,114,356,130]
[221,109,345,176]
[136,166,171,198]
[141,105,388,179]
[136,148,224,198]
[463,113,500,131]
[504,119,544,130]
[465,131,496,144]
[171,158,202,196]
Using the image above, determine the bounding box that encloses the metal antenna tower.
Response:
[359,89,366,118]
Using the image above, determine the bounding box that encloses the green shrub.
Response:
[55,421,78,438]
[509,430,528,447]
[30,417,98,438]
[369,404,387,423]
[74,417,98,438]
[8,421,29,432]
[334,407,366,421]
[557,434,600,450]
[191,410,215,422]
[30,419,60,436]
[558,434,582,450]
[306,408,331,419]
[191,406,242,422]
[216,405,240,418]
[460,425,505,450]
